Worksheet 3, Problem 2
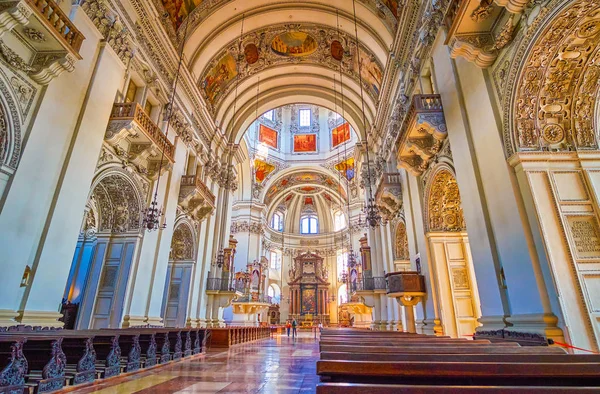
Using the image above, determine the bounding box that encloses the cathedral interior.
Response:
[0,0,599,392]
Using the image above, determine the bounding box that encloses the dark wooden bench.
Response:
[317,360,600,386]
[0,336,27,394]
[316,383,600,393]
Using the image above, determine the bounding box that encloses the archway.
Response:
[162,221,196,328]
[64,170,145,329]
[0,85,22,200]
[424,166,480,338]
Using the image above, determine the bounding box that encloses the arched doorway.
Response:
[64,170,144,329]
[162,221,196,328]
[424,166,481,338]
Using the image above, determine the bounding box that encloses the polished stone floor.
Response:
[65,331,320,394]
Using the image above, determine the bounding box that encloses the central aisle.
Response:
[66,331,320,394]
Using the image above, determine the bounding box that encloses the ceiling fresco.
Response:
[154,0,400,45]
[264,171,347,206]
[200,23,385,112]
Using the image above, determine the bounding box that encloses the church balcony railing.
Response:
[206,277,238,292]
[180,175,216,207]
[179,174,216,221]
[396,94,447,177]
[375,173,403,222]
[107,102,176,166]
[1,0,85,58]
[353,277,387,292]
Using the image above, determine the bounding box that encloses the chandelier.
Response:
[352,0,381,228]
[143,16,192,231]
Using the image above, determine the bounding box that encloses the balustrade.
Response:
[26,0,85,56]
[109,103,175,163]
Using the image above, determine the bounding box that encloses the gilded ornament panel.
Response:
[512,1,600,152]
[170,224,195,261]
[426,168,466,232]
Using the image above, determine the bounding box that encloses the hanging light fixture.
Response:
[142,15,193,231]
[352,0,381,228]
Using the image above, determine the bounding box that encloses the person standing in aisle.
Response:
[292,319,297,338]
[286,321,291,337]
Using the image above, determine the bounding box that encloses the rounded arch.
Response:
[423,165,466,233]
[88,168,146,234]
[503,0,600,156]
[337,283,348,304]
[267,283,281,304]
[0,76,23,170]
[170,219,197,262]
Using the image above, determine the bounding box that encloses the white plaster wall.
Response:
[0,9,105,314]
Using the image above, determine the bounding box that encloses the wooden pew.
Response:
[317,383,600,393]
[320,344,565,354]
[320,351,600,363]
[317,359,600,386]
[0,336,27,394]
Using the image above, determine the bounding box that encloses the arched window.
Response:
[333,210,346,231]
[338,284,348,304]
[301,215,318,234]
[263,110,274,121]
[269,250,282,270]
[267,284,281,304]
[271,211,283,231]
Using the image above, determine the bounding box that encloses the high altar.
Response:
[288,252,330,326]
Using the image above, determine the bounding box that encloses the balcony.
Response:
[179,174,215,222]
[206,278,242,293]
[352,277,387,293]
[375,173,403,222]
[445,0,519,68]
[386,271,426,295]
[106,103,176,177]
[0,0,85,84]
[396,95,447,176]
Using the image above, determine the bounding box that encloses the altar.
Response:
[287,252,330,326]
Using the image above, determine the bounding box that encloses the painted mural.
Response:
[384,0,399,18]
[259,124,278,149]
[293,134,317,153]
[331,40,344,61]
[162,0,203,30]
[271,32,318,57]
[305,197,314,205]
[331,122,351,148]
[254,159,276,183]
[244,43,259,64]
[203,53,237,104]
[335,157,355,181]
[302,288,317,314]
[355,49,383,96]
[263,172,347,205]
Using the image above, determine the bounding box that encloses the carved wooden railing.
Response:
[181,174,216,207]
[110,103,175,163]
[26,0,85,57]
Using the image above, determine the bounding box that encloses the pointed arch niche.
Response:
[424,165,481,339]
[393,220,411,271]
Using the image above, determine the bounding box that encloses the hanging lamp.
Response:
[143,14,193,231]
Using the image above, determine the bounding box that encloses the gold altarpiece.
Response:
[288,252,330,326]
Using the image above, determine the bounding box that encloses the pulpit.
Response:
[288,252,330,326]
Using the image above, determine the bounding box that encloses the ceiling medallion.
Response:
[271,32,318,57]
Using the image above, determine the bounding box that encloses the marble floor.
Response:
[64,331,320,394]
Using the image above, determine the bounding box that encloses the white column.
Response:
[431,31,562,336]
[0,10,119,326]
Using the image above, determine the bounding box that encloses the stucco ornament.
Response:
[427,169,466,232]
[170,224,194,261]
[395,221,410,260]
[514,1,600,152]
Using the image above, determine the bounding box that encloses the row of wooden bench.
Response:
[0,326,210,394]
[207,327,271,348]
[316,329,600,393]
